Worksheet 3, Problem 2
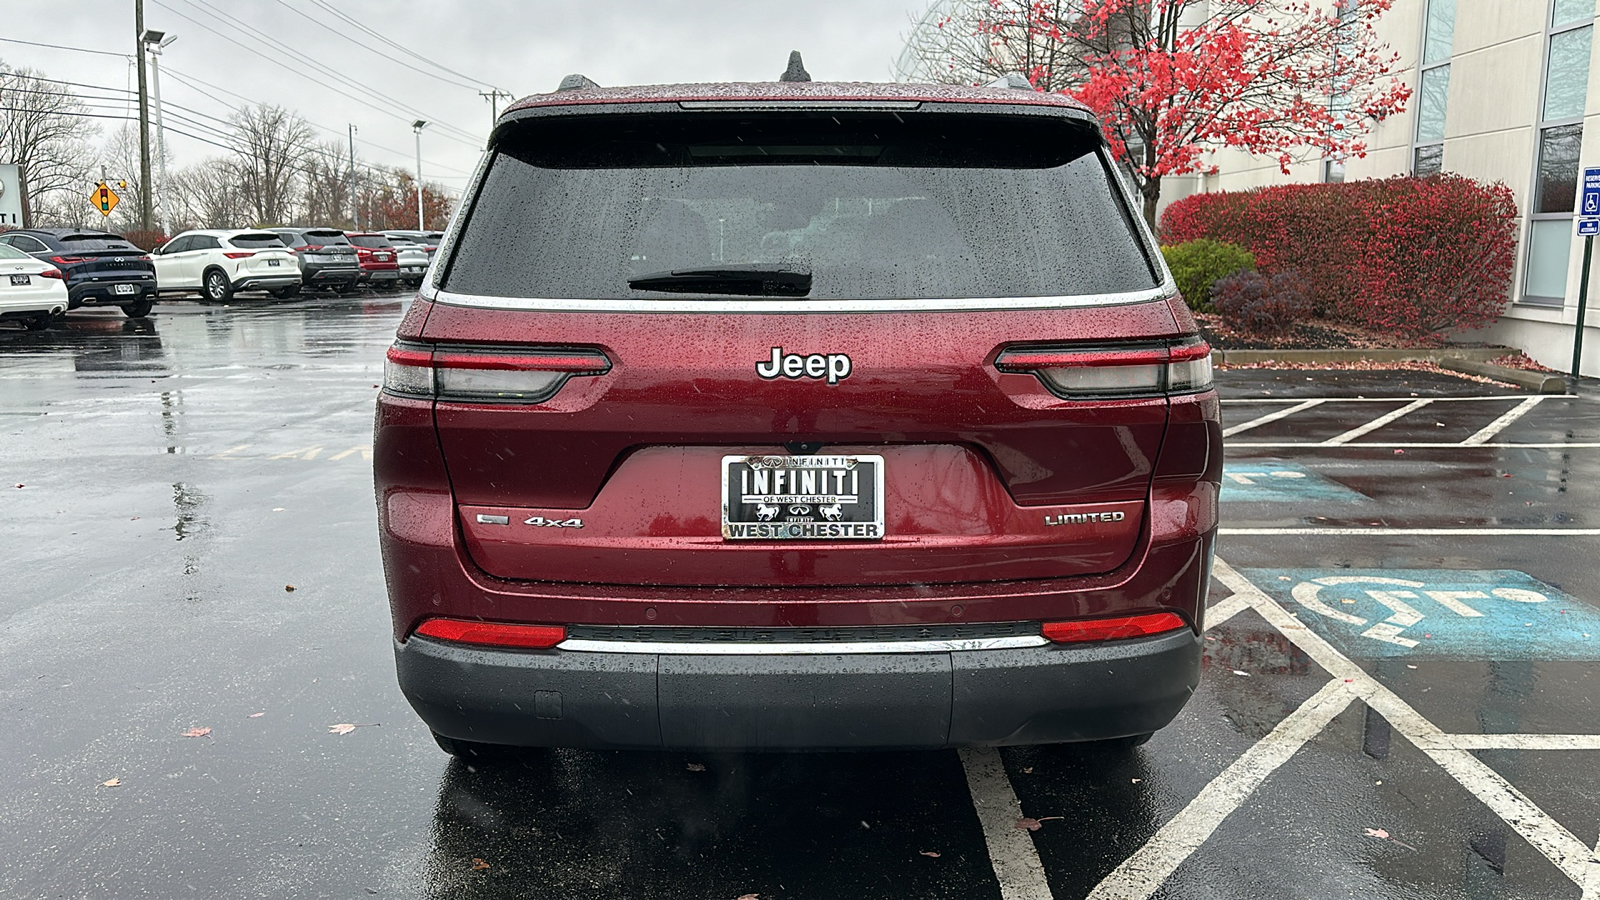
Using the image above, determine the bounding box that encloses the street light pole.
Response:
[347,124,358,229]
[134,0,152,233]
[412,119,427,231]
[142,30,175,234]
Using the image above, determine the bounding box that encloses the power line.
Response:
[0,36,131,58]
[272,0,483,92]
[305,0,507,94]
[159,0,484,147]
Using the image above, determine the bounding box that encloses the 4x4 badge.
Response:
[756,347,852,385]
[525,516,584,528]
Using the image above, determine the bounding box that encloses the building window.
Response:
[1524,0,1595,305]
[1412,0,1455,174]
[1324,0,1358,182]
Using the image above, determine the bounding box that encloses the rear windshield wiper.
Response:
[627,266,811,297]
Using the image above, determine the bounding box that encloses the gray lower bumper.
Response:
[395,629,1201,750]
[233,275,300,291]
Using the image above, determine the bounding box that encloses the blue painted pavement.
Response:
[1222,460,1366,502]
[1243,568,1600,660]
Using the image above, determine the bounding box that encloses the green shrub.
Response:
[1160,239,1256,311]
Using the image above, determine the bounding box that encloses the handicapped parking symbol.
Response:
[1246,569,1600,659]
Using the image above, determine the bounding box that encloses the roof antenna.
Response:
[779,51,811,83]
[557,73,600,92]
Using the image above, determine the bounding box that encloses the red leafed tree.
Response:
[944,0,1411,227]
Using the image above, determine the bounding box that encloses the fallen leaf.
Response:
[100,777,121,787]
[248,712,265,718]
[736,894,760,900]
[919,850,941,858]
[284,585,296,592]
[686,762,706,772]
[1131,778,1142,783]
[1365,827,1389,839]
[329,723,358,735]
[13,483,23,489]
[1232,669,1250,676]
[272,507,285,512]
[181,726,211,738]
[1015,816,1064,831]
[1021,766,1033,774]
[471,858,490,871]
[1393,449,1405,455]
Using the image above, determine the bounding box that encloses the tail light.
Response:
[223,251,253,259]
[48,255,91,265]
[384,342,612,403]
[37,268,65,280]
[414,618,566,649]
[1042,611,1188,643]
[303,245,323,252]
[994,338,1212,399]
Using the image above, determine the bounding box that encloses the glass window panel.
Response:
[1536,124,1584,212]
[1324,159,1346,183]
[1554,0,1594,28]
[1423,0,1456,65]
[1413,144,1443,176]
[1524,218,1574,301]
[1544,25,1593,121]
[1415,66,1450,142]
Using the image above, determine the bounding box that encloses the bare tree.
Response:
[227,103,313,226]
[298,140,354,227]
[170,157,248,232]
[101,126,151,234]
[0,61,101,224]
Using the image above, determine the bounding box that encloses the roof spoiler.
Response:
[779,51,810,82]
[557,73,600,92]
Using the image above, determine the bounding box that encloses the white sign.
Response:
[0,164,23,228]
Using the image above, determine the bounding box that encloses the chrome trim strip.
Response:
[424,281,1177,314]
[555,635,1049,655]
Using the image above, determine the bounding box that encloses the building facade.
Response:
[1167,0,1599,374]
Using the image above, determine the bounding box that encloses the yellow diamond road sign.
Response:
[90,182,120,216]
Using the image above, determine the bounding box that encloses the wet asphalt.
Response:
[3,294,1599,899]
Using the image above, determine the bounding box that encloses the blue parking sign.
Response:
[1581,218,1600,236]
[1583,167,1600,216]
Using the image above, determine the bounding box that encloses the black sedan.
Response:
[0,229,157,317]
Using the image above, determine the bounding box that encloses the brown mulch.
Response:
[1490,352,1561,373]
[1195,312,1456,350]
[1214,358,1520,389]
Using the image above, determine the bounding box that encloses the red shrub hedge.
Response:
[1159,175,1518,339]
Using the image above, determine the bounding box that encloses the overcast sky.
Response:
[3,0,933,194]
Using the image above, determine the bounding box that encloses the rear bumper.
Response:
[233,275,301,292]
[68,279,156,307]
[302,263,360,284]
[397,627,1200,750]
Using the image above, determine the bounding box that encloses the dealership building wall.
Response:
[1163,0,1600,377]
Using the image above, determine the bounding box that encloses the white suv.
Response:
[152,230,301,302]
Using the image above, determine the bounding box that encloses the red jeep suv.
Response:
[375,72,1221,756]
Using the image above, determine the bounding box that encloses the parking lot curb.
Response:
[1210,347,1511,366]
[1437,357,1569,393]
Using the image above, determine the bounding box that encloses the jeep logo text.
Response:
[756,347,852,385]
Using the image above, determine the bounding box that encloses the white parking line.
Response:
[1205,594,1251,629]
[1086,679,1354,900]
[1221,395,1559,404]
[1209,559,1600,890]
[1462,396,1548,445]
[959,747,1053,900]
[1427,734,1600,751]
[1322,399,1434,446]
[1220,527,1600,536]
[1228,441,1600,449]
[1222,399,1326,438]
[1585,833,1600,900]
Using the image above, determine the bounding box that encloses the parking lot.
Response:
[3,294,1599,899]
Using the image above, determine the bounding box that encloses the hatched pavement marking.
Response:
[1084,679,1354,900]
[1222,399,1325,438]
[1321,399,1434,446]
[1462,395,1547,445]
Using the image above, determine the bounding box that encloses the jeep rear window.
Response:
[443,112,1159,300]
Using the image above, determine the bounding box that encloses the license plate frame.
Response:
[267,258,282,267]
[113,283,137,295]
[9,274,30,286]
[721,454,885,541]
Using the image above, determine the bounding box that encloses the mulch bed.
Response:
[1195,312,1454,350]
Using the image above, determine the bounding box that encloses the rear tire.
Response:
[23,314,50,331]
[272,285,300,300]
[203,269,233,303]
[122,297,155,318]
[333,282,357,294]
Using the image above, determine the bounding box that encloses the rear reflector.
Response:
[1042,612,1188,643]
[414,618,567,649]
[383,342,611,403]
[995,339,1212,399]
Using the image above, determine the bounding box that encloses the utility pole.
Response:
[142,30,175,234]
[347,124,357,229]
[134,0,153,233]
[479,89,512,128]
[412,120,427,231]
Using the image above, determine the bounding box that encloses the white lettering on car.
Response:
[755,347,852,385]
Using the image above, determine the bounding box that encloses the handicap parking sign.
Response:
[1584,167,1600,216]
[1245,569,1600,660]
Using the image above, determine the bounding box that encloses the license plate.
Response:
[267,258,281,267]
[9,274,30,286]
[113,283,136,295]
[721,454,884,540]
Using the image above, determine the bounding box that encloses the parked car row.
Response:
[0,224,436,326]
